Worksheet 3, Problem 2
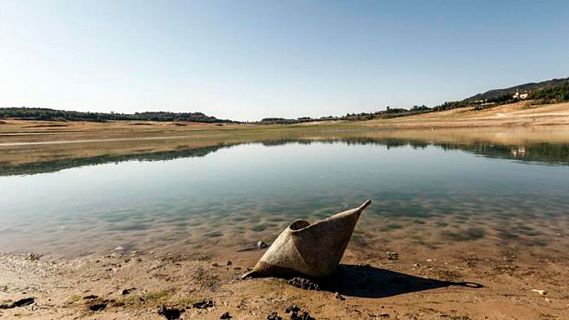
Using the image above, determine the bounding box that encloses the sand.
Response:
[1,239,568,319]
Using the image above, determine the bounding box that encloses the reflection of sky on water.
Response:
[1,141,568,256]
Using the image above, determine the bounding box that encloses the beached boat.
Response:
[242,200,371,279]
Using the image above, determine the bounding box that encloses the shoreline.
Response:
[1,123,569,169]
[1,237,568,320]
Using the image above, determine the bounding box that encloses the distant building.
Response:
[513,90,529,100]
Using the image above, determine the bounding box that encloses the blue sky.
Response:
[0,0,567,121]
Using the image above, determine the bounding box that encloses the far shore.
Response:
[1,101,569,167]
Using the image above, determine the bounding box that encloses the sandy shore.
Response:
[1,238,568,320]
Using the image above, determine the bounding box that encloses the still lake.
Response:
[1,138,569,257]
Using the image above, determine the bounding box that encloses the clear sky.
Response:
[0,0,567,121]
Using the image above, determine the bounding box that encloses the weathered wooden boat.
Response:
[242,200,371,279]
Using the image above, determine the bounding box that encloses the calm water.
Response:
[1,139,569,256]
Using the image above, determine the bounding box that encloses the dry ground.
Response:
[364,101,569,129]
[1,241,568,320]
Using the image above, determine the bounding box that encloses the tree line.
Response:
[0,108,232,123]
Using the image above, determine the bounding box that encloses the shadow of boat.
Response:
[318,264,483,298]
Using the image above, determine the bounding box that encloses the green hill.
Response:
[465,77,569,103]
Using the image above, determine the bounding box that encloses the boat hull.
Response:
[243,200,371,279]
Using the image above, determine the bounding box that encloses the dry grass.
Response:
[363,101,569,128]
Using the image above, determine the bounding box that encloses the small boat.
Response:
[242,200,371,279]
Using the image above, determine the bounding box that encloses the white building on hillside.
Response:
[513,90,529,99]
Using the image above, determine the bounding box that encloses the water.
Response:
[1,138,569,257]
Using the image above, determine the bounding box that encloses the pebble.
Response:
[0,297,35,309]
[532,289,547,295]
[285,305,315,320]
[285,305,300,313]
[287,277,320,291]
[334,292,345,300]
[158,305,184,320]
[121,288,135,295]
[267,312,283,320]
[387,251,399,261]
[220,311,232,319]
[192,299,214,309]
[257,241,269,249]
[88,302,107,312]
[26,253,42,261]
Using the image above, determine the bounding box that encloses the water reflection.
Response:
[1,137,568,176]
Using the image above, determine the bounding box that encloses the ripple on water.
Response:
[204,231,223,238]
[378,223,403,232]
[231,216,248,222]
[250,224,268,232]
[440,227,486,242]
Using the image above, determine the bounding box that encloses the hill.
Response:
[464,77,569,103]
[428,77,569,113]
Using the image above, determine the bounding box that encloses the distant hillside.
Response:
[431,77,569,112]
[259,77,569,124]
[465,77,569,103]
[0,107,233,123]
